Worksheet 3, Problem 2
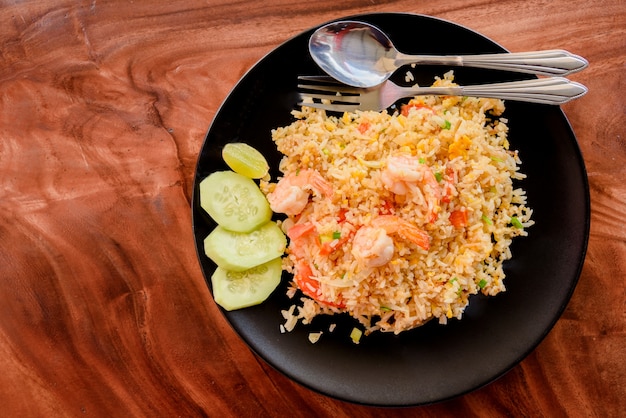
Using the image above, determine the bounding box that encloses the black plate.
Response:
[191,13,590,406]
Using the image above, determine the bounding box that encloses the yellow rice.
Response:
[263,72,533,336]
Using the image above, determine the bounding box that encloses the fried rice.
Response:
[262,72,533,336]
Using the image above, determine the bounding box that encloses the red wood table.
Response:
[1,0,624,416]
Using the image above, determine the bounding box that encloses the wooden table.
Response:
[1,1,624,416]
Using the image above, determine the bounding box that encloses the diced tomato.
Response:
[449,208,468,228]
[337,208,349,223]
[380,200,395,215]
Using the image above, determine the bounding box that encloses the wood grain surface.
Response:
[1,0,624,416]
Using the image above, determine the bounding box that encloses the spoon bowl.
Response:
[309,21,397,88]
[309,21,588,88]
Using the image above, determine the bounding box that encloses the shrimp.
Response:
[351,215,430,268]
[286,222,317,258]
[266,169,333,216]
[294,261,345,308]
[381,155,442,222]
[351,226,395,268]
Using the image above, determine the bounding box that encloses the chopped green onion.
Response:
[434,172,443,182]
[380,306,391,312]
[490,156,504,163]
[350,327,363,344]
[332,231,341,240]
[442,120,452,130]
[478,279,488,289]
[481,215,493,225]
[510,216,524,229]
[322,148,330,155]
[418,157,426,164]
[449,277,458,284]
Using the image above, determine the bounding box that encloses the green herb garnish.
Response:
[478,279,488,289]
[434,171,443,182]
[510,216,524,229]
[481,215,493,225]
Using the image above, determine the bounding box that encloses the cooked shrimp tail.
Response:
[352,215,430,268]
[371,215,430,250]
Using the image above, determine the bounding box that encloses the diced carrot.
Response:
[449,208,468,228]
[358,121,370,134]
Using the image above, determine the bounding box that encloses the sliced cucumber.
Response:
[204,221,286,271]
[211,257,283,311]
[200,170,272,232]
[222,142,269,179]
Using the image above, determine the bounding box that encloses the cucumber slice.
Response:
[204,221,287,271]
[222,143,269,179]
[211,257,283,311]
[200,170,272,232]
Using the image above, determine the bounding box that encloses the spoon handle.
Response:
[395,50,588,76]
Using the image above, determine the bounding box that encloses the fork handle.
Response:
[395,50,588,76]
[405,77,587,105]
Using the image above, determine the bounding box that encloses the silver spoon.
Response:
[309,21,589,88]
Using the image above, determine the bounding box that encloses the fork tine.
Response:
[297,75,342,83]
[298,91,361,103]
[297,77,363,95]
[297,100,360,113]
[297,83,361,95]
[297,75,364,111]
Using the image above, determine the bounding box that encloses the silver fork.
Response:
[297,76,588,112]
